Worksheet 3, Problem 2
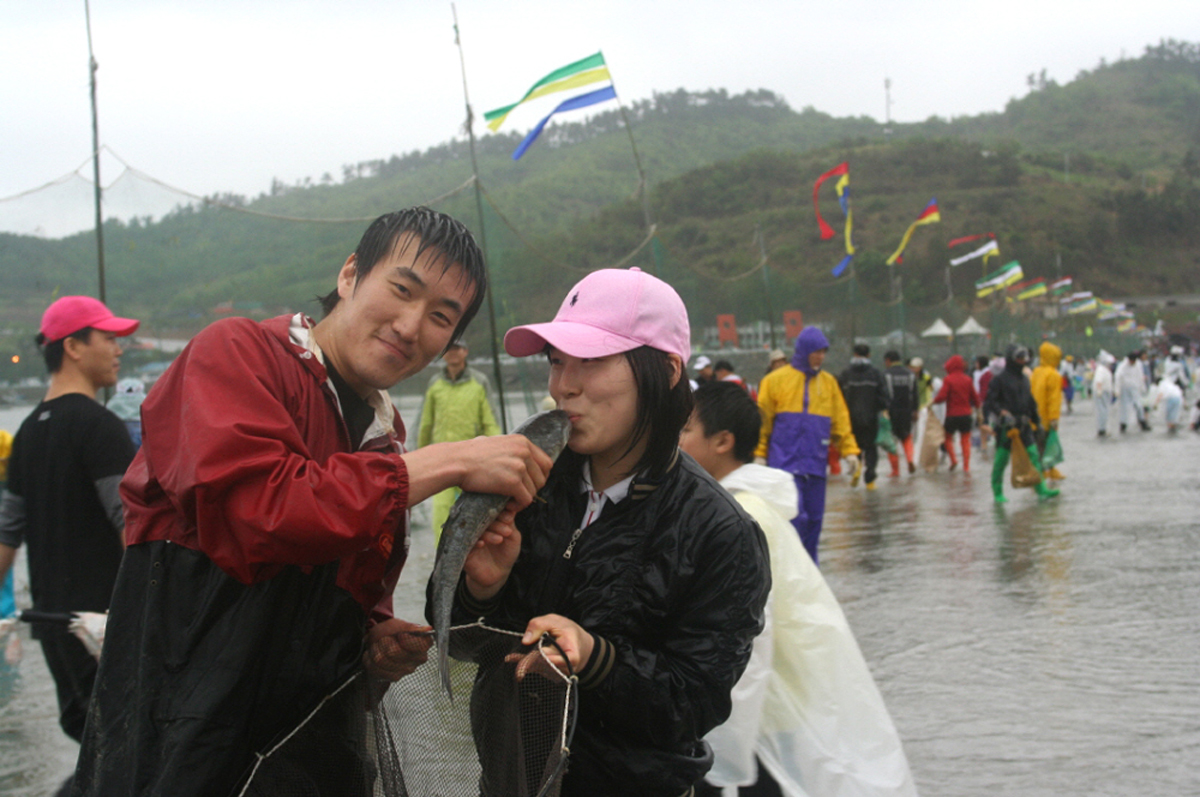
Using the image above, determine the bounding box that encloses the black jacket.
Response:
[838,361,890,431]
[983,358,1040,428]
[451,450,770,797]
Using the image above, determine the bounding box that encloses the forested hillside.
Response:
[0,39,1196,359]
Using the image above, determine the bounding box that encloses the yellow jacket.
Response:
[1031,341,1064,426]
[755,366,859,476]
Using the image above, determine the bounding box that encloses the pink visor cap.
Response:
[504,268,691,362]
[40,295,140,343]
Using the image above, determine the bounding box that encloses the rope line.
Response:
[478,183,658,274]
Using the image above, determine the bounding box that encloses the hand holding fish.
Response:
[457,435,554,507]
[521,614,594,673]
[402,433,553,507]
[463,506,523,601]
[364,618,433,682]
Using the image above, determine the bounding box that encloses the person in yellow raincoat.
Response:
[416,341,501,540]
[1030,341,1066,480]
[755,327,858,564]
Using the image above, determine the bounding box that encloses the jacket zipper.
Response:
[563,528,584,559]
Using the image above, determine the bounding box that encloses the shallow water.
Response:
[1,400,1197,795]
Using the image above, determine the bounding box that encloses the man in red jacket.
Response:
[933,354,981,472]
[73,208,554,797]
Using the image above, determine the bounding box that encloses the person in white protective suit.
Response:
[1150,377,1184,432]
[1161,345,1191,394]
[681,382,917,797]
[1114,351,1150,432]
[1092,351,1116,437]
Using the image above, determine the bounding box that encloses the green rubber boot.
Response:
[991,446,1010,503]
[1026,445,1060,499]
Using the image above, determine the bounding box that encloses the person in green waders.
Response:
[417,340,501,541]
[981,345,1060,503]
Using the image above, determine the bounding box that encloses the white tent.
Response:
[955,316,989,336]
[920,318,953,338]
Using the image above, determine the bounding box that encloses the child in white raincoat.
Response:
[682,382,917,797]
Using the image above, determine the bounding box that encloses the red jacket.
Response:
[933,355,980,418]
[121,313,411,620]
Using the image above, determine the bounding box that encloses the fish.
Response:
[430,409,572,697]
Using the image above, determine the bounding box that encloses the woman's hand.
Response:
[521,614,595,673]
[364,618,432,682]
[463,504,523,600]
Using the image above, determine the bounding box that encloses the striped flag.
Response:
[975,261,1024,298]
[949,239,1000,267]
[812,162,855,277]
[887,199,941,266]
[484,52,619,160]
[1015,278,1048,300]
[1049,276,1073,295]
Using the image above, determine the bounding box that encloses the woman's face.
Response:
[548,347,641,466]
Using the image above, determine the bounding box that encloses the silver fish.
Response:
[430,409,572,696]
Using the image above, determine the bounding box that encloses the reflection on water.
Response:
[820,404,1200,797]
[1,401,1198,795]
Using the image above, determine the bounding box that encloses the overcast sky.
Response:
[2,0,1198,236]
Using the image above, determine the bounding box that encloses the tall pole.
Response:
[756,223,777,349]
[84,0,106,304]
[452,4,508,432]
[884,78,893,141]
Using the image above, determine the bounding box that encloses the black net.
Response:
[238,623,576,797]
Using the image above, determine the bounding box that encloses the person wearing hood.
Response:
[838,343,890,489]
[756,326,858,563]
[932,354,980,472]
[1093,351,1116,437]
[981,344,1060,503]
[1115,351,1150,432]
[683,382,917,797]
[1030,341,1066,480]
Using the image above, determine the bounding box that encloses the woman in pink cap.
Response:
[449,268,770,797]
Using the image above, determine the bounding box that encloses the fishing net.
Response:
[238,621,578,797]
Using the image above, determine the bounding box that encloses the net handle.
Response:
[535,632,580,797]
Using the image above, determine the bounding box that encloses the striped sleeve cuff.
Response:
[577,634,615,690]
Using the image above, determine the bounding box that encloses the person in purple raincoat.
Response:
[754,327,859,564]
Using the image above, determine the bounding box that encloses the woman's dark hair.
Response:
[318,207,486,345]
[36,328,93,373]
[621,345,694,479]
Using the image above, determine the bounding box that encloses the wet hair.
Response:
[853,343,870,357]
[623,345,695,479]
[692,382,761,464]
[884,350,901,363]
[713,359,735,374]
[975,355,989,370]
[318,207,487,344]
[36,328,94,373]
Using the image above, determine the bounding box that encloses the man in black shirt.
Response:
[0,296,139,752]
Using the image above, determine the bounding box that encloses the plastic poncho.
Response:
[1092,352,1115,397]
[1115,356,1146,394]
[704,463,917,797]
[416,366,500,448]
[1031,341,1064,426]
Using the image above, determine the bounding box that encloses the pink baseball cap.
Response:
[40,296,140,343]
[504,267,691,362]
